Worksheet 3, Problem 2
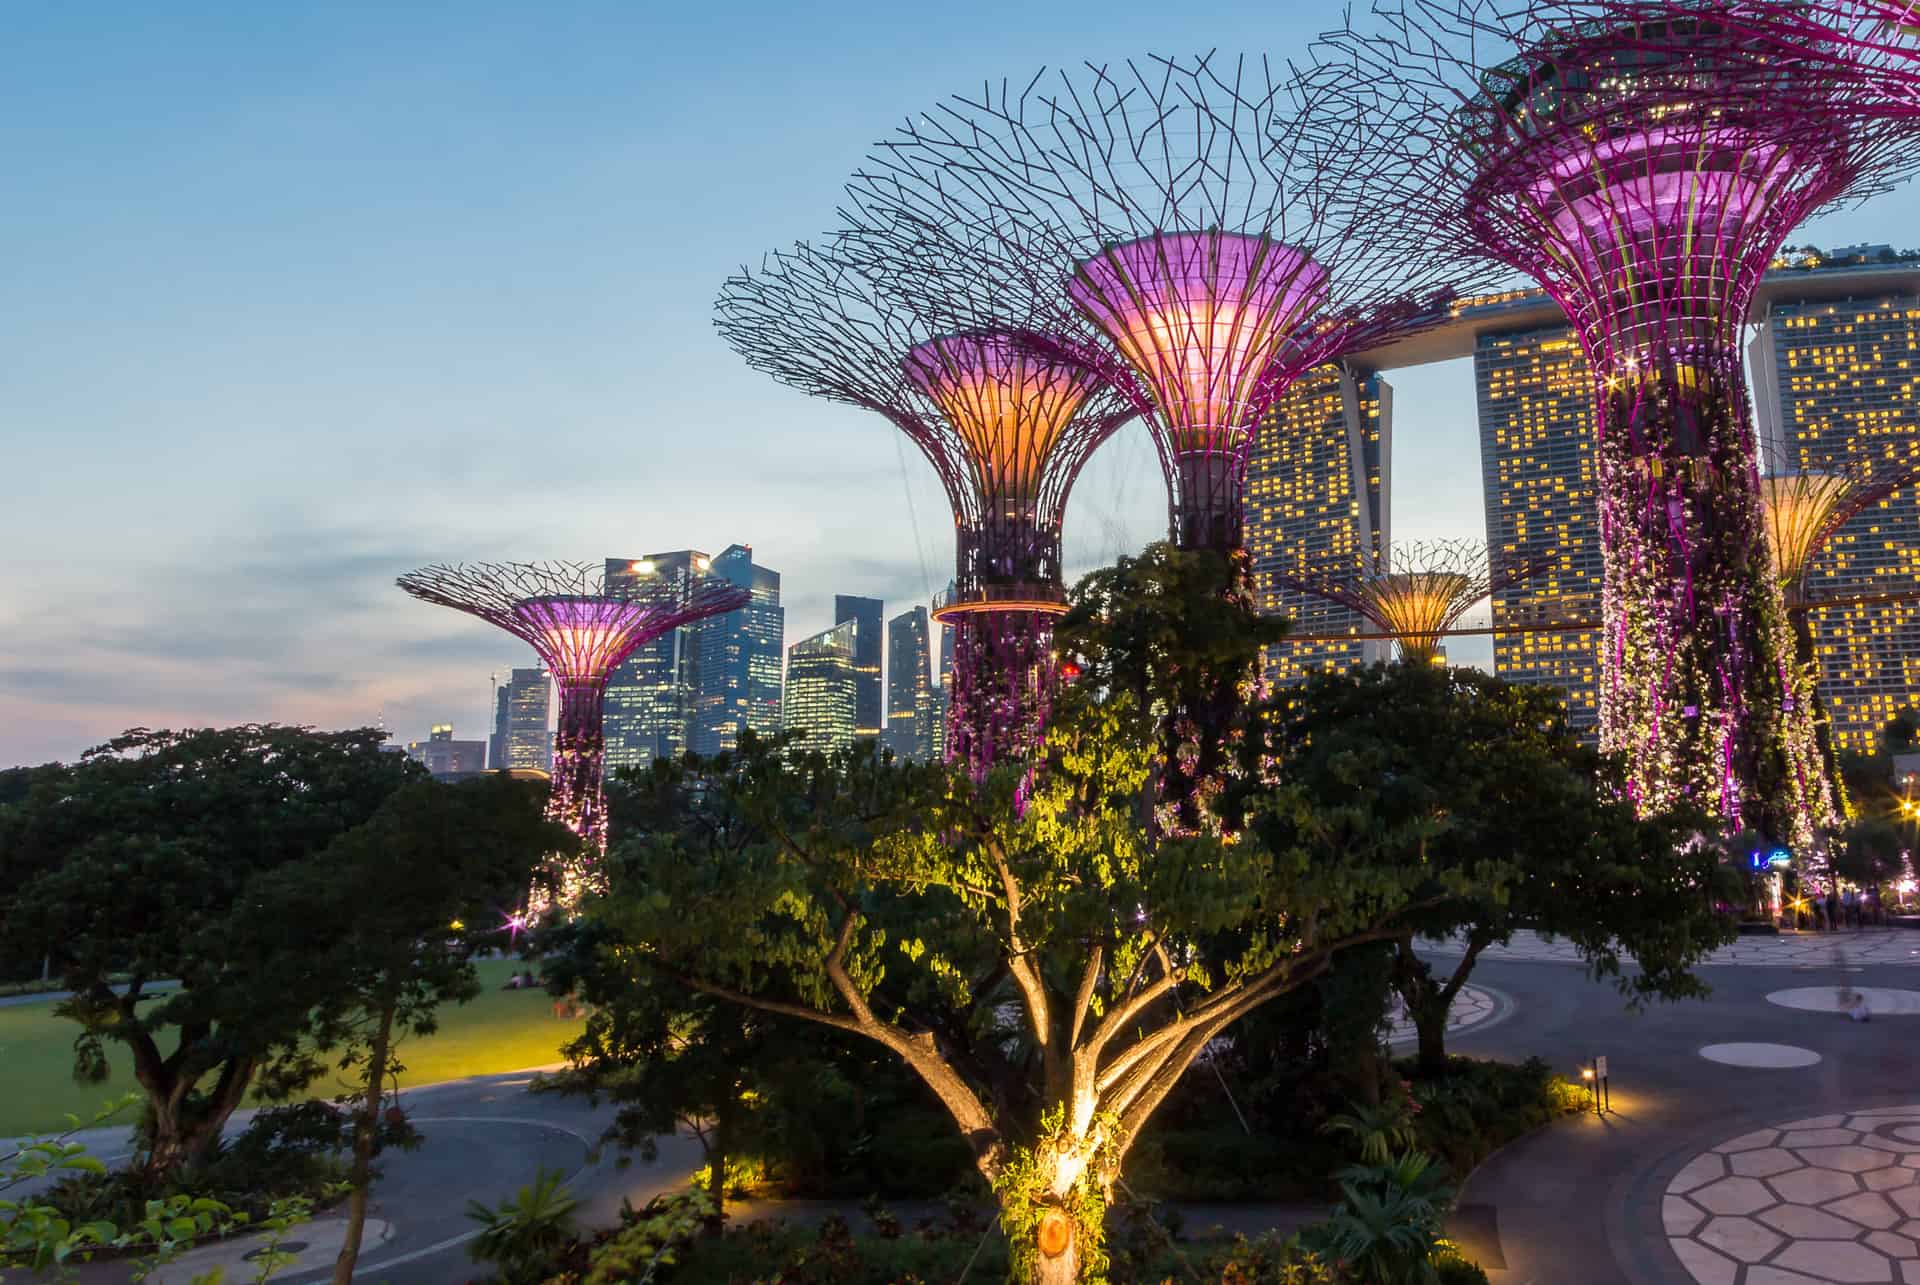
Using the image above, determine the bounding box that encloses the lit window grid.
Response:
[1765,297,1920,754]
[1476,325,1605,737]
[1244,364,1387,686]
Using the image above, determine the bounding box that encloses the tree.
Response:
[1835,815,1904,890]
[1266,666,1734,1078]
[1056,543,1284,835]
[1,725,420,1179]
[241,774,572,1284]
[594,661,1462,1285]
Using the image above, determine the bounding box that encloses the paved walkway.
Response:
[1423,927,1920,968]
[1386,983,1508,1046]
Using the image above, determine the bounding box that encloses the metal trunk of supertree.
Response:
[1306,0,1920,845]
[716,245,1134,779]
[397,562,749,915]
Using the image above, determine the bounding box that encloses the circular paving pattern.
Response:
[1384,984,1503,1046]
[1698,1044,1824,1069]
[1665,1107,1920,1283]
[1766,988,1920,1017]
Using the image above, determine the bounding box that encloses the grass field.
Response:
[0,959,584,1139]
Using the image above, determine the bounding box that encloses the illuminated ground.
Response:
[0,959,583,1139]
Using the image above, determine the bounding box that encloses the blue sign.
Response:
[1749,847,1793,871]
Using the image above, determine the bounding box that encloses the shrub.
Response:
[466,1168,581,1285]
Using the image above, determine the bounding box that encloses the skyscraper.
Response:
[784,620,859,754]
[603,550,708,770]
[885,605,935,761]
[834,595,884,742]
[501,668,552,772]
[406,724,487,779]
[488,681,509,770]
[1245,362,1393,683]
[1474,323,1605,739]
[688,544,785,756]
[1752,285,1920,754]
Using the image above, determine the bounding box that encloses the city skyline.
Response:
[2,2,1915,769]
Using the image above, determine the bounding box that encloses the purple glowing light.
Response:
[1067,232,1329,459]
[509,596,686,683]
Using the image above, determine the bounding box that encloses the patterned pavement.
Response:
[1385,983,1503,1045]
[1665,1106,1920,1284]
[1422,928,1920,968]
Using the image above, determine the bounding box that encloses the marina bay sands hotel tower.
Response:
[1248,253,1920,750]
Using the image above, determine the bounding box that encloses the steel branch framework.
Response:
[396,560,748,912]
[1304,0,1920,847]
[714,243,1136,778]
[1279,539,1534,664]
[846,51,1497,554]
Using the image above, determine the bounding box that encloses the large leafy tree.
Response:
[1268,666,1735,1077]
[1,725,420,1178]
[588,671,1457,1285]
[244,774,572,1284]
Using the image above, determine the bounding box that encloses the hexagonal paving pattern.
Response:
[1667,1108,1920,1282]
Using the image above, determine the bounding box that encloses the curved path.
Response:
[120,929,1920,1282]
[1433,934,1920,1284]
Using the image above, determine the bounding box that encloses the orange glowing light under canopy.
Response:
[1759,471,1858,594]
[903,333,1099,508]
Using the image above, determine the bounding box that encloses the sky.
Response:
[2,2,1915,767]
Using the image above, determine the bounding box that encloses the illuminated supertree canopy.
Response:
[847,51,1497,554]
[1306,0,1920,846]
[1761,464,1920,606]
[713,242,1136,779]
[397,560,748,912]
[1280,539,1533,665]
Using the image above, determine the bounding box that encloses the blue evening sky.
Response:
[1,2,1912,766]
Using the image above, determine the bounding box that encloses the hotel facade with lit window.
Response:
[1305,258,1920,746]
[1245,364,1392,684]
[1473,323,1604,738]
[1752,276,1920,755]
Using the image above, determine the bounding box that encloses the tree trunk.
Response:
[1033,1218,1080,1285]
[704,1099,731,1232]
[137,1053,256,1183]
[333,996,397,1285]
[1414,1001,1449,1080]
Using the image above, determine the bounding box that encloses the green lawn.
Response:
[0,960,584,1139]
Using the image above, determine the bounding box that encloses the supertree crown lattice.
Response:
[1761,462,1920,606]
[1278,539,1535,664]
[1299,0,1920,845]
[396,560,748,913]
[843,50,1503,553]
[713,242,1137,778]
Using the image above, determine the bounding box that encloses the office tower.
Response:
[784,620,859,754]
[1245,363,1393,684]
[834,595,884,741]
[689,544,785,756]
[406,724,487,779]
[603,550,709,770]
[502,667,552,772]
[885,606,935,761]
[1752,285,1920,754]
[1474,324,1605,740]
[488,682,509,770]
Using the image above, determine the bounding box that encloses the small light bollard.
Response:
[1581,1063,1597,1115]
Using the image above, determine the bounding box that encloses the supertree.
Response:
[843,53,1496,828]
[1304,0,1920,846]
[396,560,749,913]
[713,242,1135,779]
[849,52,1492,558]
[1760,462,1920,802]
[1279,539,1535,665]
